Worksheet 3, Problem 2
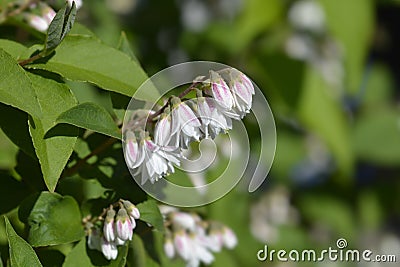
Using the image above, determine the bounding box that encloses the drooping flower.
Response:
[87,228,102,251]
[221,226,237,249]
[101,238,118,260]
[124,130,145,169]
[122,200,140,222]
[171,97,202,148]
[115,208,133,241]
[229,69,255,117]
[171,212,196,231]
[209,70,234,111]
[196,96,232,139]
[41,6,56,25]
[174,230,192,261]
[103,209,116,242]
[164,237,175,259]
[27,14,49,32]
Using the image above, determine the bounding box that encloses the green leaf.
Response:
[27,72,78,192]
[0,49,41,118]
[45,3,77,53]
[0,39,28,60]
[27,35,155,100]
[18,192,84,247]
[127,234,160,267]
[116,32,140,64]
[63,238,128,267]
[298,67,353,180]
[136,200,164,232]
[353,108,400,165]
[55,102,120,139]
[318,0,374,94]
[0,103,36,158]
[4,217,43,267]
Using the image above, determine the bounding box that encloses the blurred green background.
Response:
[1,0,400,266]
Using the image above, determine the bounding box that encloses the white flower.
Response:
[186,234,214,267]
[115,208,133,241]
[88,228,102,251]
[205,231,223,252]
[221,227,237,249]
[124,130,145,169]
[196,96,232,139]
[171,98,202,148]
[101,238,118,260]
[122,200,140,222]
[135,138,176,184]
[27,14,49,32]
[41,6,56,25]
[171,212,196,231]
[67,0,83,10]
[230,70,255,117]
[209,70,234,111]
[103,209,116,242]
[174,231,191,261]
[164,238,175,259]
[288,0,325,33]
[154,112,174,147]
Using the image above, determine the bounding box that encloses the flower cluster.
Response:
[124,68,255,184]
[160,206,237,267]
[84,199,140,260]
[25,0,82,32]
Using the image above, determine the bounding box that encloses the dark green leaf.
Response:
[0,171,31,215]
[0,103,35,158]
[55,102,121,139]
[127,234,160,267]
[0,49,41,118]
[18,192,84,247]
[27,35,156,100]
[45,3,77,53]
[27,72,78,192]
[63,238,128,267]
[4,217,43,267]
[136,200,164,232]
[116,32,139,64]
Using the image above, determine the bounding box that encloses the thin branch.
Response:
[18,53,42,66]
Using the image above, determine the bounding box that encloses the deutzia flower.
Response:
[103,209,116,242]
[164,237,175,259]
[41,6,56,25]
[67,0,83,10]
[27,14,49,32]
[174,230,192,261]
[87,228,102,251]
[101,238,118,260]
[124,130,145,169]
[209,70,234,111]
[229,69,255,117]
[171,97,202,148]
[196,96,232,139]
[122,200,140,224]
[115,208,133,241]
[171,212,196,231]
[221,226,237,249]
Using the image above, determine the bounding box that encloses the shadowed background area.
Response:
[1,0,400,266]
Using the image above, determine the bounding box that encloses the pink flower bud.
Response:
[125,131,145,169]
[122,200,140,220]
[115,208,133,241]
[87,228,102,251]
[209,70,234,110]
[171,212,196,231]
[103,209,116,242]
[174,231,191,261]
[27,14,49,32]
[41,6,56,25]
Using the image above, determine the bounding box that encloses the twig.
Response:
[62,137,117,178]
[18,53,42,66]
